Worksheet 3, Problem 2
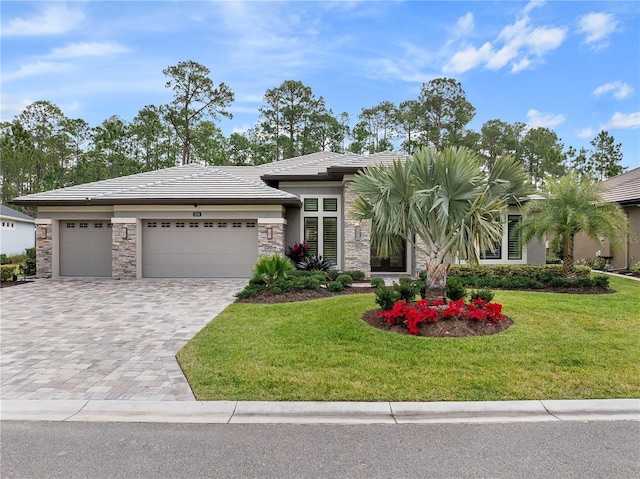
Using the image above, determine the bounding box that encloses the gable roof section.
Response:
[1,205,35,222]
[601,167,640,205]
[11,164,299,207]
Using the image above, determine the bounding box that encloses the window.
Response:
[301,195,341,267]
[176,222,185,228]
[107,223,113,228]
[204,222,214,228]
[232,222,242,228]
[79,222,88,228]
[481,244,501,260]
[94,223,103,228]
[508,215,522,260]
[147,222,157,228]
[246,222,256,228]
[66,223,75,228]
[189,222,199,228]
[218,222,227,228]
[161,222,170,228]
[304,198,318,212]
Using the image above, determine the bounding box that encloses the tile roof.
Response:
[12,152,412,207]
[601,167,640,204]
[12,164,299,206]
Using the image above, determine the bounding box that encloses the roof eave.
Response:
[10,197,302,207]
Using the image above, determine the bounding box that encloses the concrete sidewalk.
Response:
[2,398,638,424]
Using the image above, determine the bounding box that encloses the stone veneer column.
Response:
[414,236,429,277]
[343,181,371,277]
[35,219,52,279]
[112,218,137,280]
[257,219,286,257]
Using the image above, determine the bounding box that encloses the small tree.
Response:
[350,146,533,296]
[519,171,627,279]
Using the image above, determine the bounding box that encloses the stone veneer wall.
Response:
[258,222,286,257]
[112,221,137,280]
[343,182,371,276]
[35,223,52,279]
[415,236,429,276]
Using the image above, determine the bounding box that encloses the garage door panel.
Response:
[60,222,112,277]
[142,220,258,278]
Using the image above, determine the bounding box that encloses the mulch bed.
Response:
[0,280,33,288]
[234,286,374,304]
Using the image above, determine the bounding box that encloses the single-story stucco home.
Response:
[1,205,35,257]
[11,151,545,280]
[574,166,640,271]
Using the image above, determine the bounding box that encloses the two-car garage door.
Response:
[141,219,258,278]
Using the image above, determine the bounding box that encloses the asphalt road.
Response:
[1,420,638,478]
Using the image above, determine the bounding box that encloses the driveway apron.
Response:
[0,279,244,401]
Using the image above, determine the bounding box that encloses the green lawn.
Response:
[177,275,640,401]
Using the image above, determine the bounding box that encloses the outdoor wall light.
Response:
[39,227,48,240]
[122,226,128,240]
[266,226,273,240]
[355,225,361,241]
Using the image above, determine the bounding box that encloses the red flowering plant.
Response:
[286,242,310,265]
[378,297,506,335]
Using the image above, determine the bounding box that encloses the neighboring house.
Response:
[0,205,35,257]
[11,151,545,280]
[574,167,640,271]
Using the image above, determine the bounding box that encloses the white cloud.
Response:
[2,62,73,82]
[444,3,567,74]
[232,123,252,135]
[593,81,634,100]
[453,12,475,38]
[1,4,84,36]
[526,109,566,129]
[0,94,33,122]
[577,127,595,139]
[49,42,129,59]
[577,12,618,49]
[602,112,640,130]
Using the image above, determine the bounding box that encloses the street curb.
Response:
[1,399,638,424]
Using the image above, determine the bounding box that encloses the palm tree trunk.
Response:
[425,261,449,298]
[562,233,577,279]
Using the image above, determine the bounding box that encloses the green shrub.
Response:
[335,274,353,287]
[631,262,640,277]
[374,286,400,311]
[291,276,321,290]
[235,284,266,299]
[344,270,365,281]
[1,265,17,282]
[574,277,595,288]
[326,270,340,281]
[327,281,344,292]
[21,248,36,277]
[393,277,418,302]
[0,254,8,265]
[370,277,385,289]
[446,277,467,301]
[270,278,294,295]
[593,275,610,288]
[470,288,495,302]
[253,254,295,286]
[546,257,562,264]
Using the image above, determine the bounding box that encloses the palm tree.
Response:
[520,171,627,279]
[350,146,533,296]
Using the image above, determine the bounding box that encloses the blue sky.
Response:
[2,1,639,169]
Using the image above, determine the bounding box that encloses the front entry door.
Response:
[370,242,407,272]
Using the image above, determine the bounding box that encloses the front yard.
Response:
[177,275,640,401]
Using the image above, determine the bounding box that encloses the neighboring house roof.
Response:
[601,167,640,205]
[10,152,405,207]
[1,205,35,222]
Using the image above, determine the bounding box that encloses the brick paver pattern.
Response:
[1,279,244,401]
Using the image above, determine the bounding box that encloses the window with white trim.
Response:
[301,195,341,267]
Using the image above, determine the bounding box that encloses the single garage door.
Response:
[142,219,258,278]
[59,221,112,277]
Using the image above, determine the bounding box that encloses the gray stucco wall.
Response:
[527,237,546,264]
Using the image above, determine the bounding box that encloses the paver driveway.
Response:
[1,279,244,401]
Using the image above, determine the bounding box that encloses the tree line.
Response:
[1,60,626,206]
